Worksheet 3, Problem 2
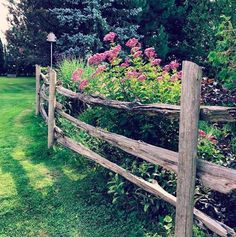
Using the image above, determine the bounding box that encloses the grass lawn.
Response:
[0,77,159,237]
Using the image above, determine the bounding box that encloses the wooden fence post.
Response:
[175,61,202,237]
[35,65,41,115]
[48,68,57,148]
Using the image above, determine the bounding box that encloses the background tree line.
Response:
[1,0,235,80]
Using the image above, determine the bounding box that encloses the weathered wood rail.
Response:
[56,85,236,122]
[35,63,236,237]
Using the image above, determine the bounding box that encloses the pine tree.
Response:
[50,0,142,58]
[0,38,4,74]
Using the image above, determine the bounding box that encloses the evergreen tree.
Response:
[135,0,187,60]
[0,38,4,74]
[6,0,56,74]
[50,0,141,58]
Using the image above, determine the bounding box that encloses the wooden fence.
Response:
[35,62,236,237]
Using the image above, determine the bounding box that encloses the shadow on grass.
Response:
[0,111,148,237]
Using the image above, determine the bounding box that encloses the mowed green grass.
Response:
[0,77,152,237]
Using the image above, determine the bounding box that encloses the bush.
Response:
[208,15,236,89]
[57,33,236,234]
[70,32,182,104]
[57,58,94,91]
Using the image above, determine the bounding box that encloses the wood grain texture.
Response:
[48,69,57,148]
[35,65,41,115]
[40,72,49,84]
[57,109,236,194]
[55,131,236,237]
[56,85,236,122]
[175,61,202,237]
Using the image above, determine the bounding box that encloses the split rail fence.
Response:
[35,61,236,237]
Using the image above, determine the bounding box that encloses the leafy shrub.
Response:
[71,32,182,104]
[57,33,236,234]
[201,77,235,106]
[57,58,94,91]
[208,15,236,89]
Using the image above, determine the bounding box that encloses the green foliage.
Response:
[198,121,234,165]
[135,0,186,60]
[50,0,141,58]
[182,0,236,70]
[5,0,56,74]
[57,58,94,90]
[208,15,236,88]
[79,38,182,104]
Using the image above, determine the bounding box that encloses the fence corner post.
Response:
[48,68,57,148]
[175,61,202,237]
[35,65,41,115]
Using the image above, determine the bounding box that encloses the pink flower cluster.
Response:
[170,71,182,81]
[126,70,146,82]
[138,74,146,81]
[106,45,122,62]
[88,53,107,65]
[121,59,130,68]
[79,80,88,90]
[144,47,156,59]
[151,58,161,66]
[163,61,180,72]
[169,60,180,70]
[126,70,141,79]
[92,65,107,78]
[72,68,83,81]
[126,38,139,48]
[88,45,121,65]
[198,129,217,144]
[103,32,116,42]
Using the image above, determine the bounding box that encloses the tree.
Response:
[0,38,5,74]
[50,0,141,58]
[134,0,187,60]
[5,0,56,74]
[182,0,236,67]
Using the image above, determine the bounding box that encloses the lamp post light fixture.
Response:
[47,32,57,68]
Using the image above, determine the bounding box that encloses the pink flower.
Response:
[144,47,156,59]
[163,65,170,72]
[138,74,146,81]
[92,65,107,77]
[72,68,83,81]
[177,71,182,79]
[207,135,218,144]
[103,32,116,42]
[133,50,142,58]
[126,38,139,48]
[121,62,129,68]
[126,70,140,79]
[157,76,163,81]
[106,45,122,62]
[170,74,179,81]
[199,130,218,144]
[199,130,206,138]
[169,60,180,70]
[121,58,130,68]
[131,47,141,54]
[79,80,88,90]
[88,53,107,65]
[151,58,161,66]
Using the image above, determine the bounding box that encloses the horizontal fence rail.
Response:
[35,64,236,237]
[56,109,236,194]
[56,85,236,123]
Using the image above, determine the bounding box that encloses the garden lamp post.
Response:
[47,32,56,68]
